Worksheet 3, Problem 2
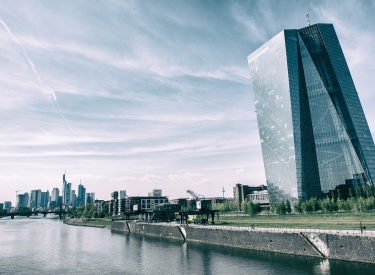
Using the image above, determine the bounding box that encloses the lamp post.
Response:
[336,213,340,232]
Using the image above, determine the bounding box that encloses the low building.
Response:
[95,200,105,213]
[130,196,169,211]
[233,184,268,211]
[247,190,269,207]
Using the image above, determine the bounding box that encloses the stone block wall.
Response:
[111,221,375,263]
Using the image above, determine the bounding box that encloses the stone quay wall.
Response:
[111,221,375,263]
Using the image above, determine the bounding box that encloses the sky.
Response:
[1,0,375,205]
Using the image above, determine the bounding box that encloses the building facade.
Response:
[29,189,41,209]
[40,190,49,208]
[4,201,11,211]
[248,23,375,202]
[85,193,95,204]
[70,190,76,207]
[78,184,86,206]
[148,189,162,197]
[119,190,127,199]
[62,174,71,206]
[233,184,268,210]
[50,188,59,207]
[17,193,29,208]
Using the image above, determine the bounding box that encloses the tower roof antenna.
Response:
[306,8,311,26]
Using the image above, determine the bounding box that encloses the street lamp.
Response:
[336,213,340,232]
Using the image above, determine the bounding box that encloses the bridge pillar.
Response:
[59,205,63,220]
[11,214,14,219]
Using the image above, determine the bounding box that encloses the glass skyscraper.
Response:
[247,23,375,202]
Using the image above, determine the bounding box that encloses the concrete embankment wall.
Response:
[317,233,375,263]
[112,221,375,263]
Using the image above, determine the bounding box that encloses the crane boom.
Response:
[186,190,204,201]
[186,190,205,210]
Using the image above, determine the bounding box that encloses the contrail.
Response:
[0,17,56,101]
[0,17,76,135]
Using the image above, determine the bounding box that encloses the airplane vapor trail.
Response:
[0,17,76,135]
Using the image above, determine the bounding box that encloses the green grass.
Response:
[215,212,375,230]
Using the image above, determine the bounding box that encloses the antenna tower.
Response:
[306,9,311,26]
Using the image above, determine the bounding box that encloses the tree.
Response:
[276,201,286,215]
[330,190,336,202]
[364,197,375,211]
[349,187,355,198]
[15,207,31,213]
[356,186,363,198]
[270,202,277,214]
[293,199,303,214]
[83,204,96,218]
[365,185,373,199]
[285,200,292,214]
[337,189,342,200]
[254,203,261,215]
[337,198,351,211]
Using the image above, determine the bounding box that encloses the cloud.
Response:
[139,174,162,182]
[168,172,202,181]
[235,168,245,174]
[185,173,201,177]
[168,174,183,180]
[69,173,103,181]
[193,178,210,186]
[17,35,250,84]
[111,176,137,182]
[0,174,25,181]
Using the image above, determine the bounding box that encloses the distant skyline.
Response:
[1,1,375,205]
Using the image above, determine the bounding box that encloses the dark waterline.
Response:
[0,217,374,275]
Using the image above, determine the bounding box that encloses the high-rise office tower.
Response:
[62,174,71,206]
[40,190,49,208]
[4,201,11,211]
[78,183,86,206]
[247,23,375,202]
[85,193,94,204]
[29,189,42,209]
[51,188,59,206]
[17,193,29,208]
[70,190,76,207]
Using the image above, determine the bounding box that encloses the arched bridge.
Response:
[0,204,69,220]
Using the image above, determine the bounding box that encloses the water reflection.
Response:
[0,218,374,275]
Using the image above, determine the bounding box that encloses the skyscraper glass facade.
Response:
[248,24,375,202]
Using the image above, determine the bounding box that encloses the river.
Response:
[0,217,374,274]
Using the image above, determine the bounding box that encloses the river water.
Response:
[0,217,374,275]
